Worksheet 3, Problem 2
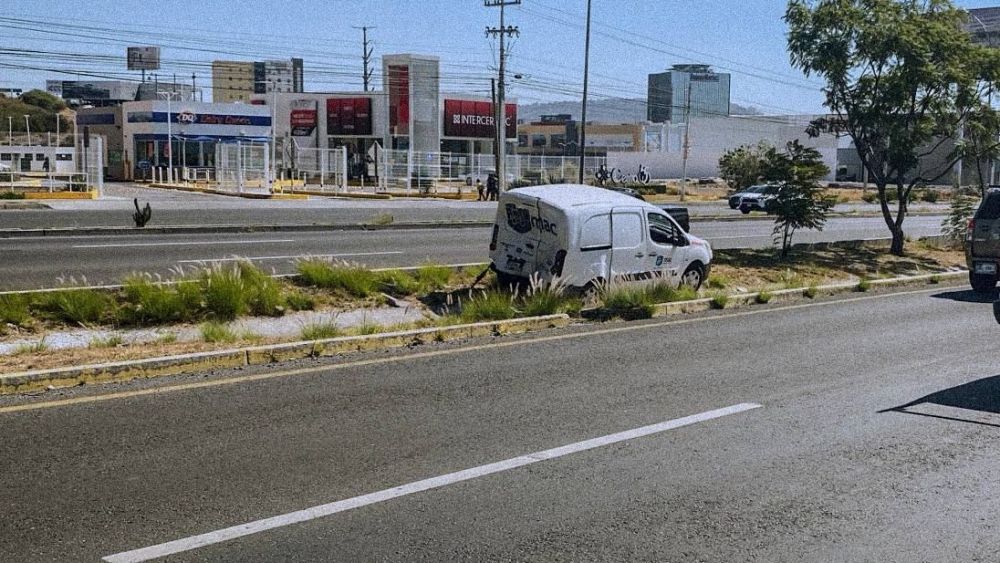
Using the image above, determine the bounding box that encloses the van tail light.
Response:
[550,249,567,277]
[489,225,499,252]
[968,218,976,241]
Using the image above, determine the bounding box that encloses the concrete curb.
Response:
[0,220,494,239]
[650,270,967,317]
[0,314,571,394]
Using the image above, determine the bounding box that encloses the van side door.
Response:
[610,208,646,278]
[645,212,687,282]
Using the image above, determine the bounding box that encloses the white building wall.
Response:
[608,115,838,181]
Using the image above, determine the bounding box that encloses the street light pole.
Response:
[578,0,592,184]
[157,91,178,183]
[23,115,31,146]
[7,116,11,146]
[256,79,277,191]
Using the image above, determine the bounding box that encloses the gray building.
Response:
[46,79,201,107]
[647,64,731,124]
[966,7,1000,46]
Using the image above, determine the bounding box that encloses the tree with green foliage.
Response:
[785,0,1000,256]
[0,90,71,137]
[718,141,775,192]
[942,192,978,246]
[767,141,835,257]
[18,90,66,112]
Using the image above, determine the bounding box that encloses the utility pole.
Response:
[680,81,693,202]
[579,0,592,184]
[492,78,500,183]
[353,26,376,92]
[486,0,520,193]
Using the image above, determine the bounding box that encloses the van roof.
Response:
[508,184,650,209]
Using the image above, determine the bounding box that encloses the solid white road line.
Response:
[102,403,761,563]
[177,251,404,264]
[72,240,296,249]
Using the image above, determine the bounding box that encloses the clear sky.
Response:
[2,0,999,114]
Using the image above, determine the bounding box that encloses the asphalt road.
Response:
[0,182,950,230]
[0,215,948,289]
[1,285,998,561]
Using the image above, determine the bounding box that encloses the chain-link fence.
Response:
[380,150,606,192]
[1,135,103,195]
[289,143,348,191]
[214,141,270,194]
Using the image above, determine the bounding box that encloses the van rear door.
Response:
[610,208,646,278]
[492,195,542,277]
[972,191,1000,261]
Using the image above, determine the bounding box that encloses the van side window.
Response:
[648,213,677,245]
[579,213,612,250]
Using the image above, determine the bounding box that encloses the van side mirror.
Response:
[994,300,1000,324]
[673,234,689,247]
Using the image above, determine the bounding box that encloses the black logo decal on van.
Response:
[506,204,533,234]
[505,204,558,236]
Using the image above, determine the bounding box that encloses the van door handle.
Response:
[635,252,645,258]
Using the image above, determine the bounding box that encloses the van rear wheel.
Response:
[681,263,705,291]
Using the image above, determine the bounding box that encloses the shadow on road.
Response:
[881,375,1000,428]
[930,289,998,304]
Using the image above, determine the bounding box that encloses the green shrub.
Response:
[461,290,517,322]
[200,321,238,343]
[670,286,699,302]
[521,278,580,317]
[157,332,178,344]
[121,275,190,325]
[376,269,423,295]
[237,262,284,317]
[354,321,384,335]
[370,213,394,226]
[707,275,728,289]
[415,264,453,291]
[0,191,24,200]
[804,285,819,299]
[710,294,729,309]
[41,289,113,325]
[856,278,871,292]
[300,322,343,340]
[296,260,378,297]
[14,339,47,355]
[0,294,31,326]
[920,189,940,203]
[598,284,655,320]
[89,334,124,349]
[200,266,248,320]
[755,291,773,304]
[929,274,941,285]
[861,192,878,204]
[285,292,316,311]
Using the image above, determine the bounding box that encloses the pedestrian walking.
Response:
[476,178,485,201]
[487,173,499,201]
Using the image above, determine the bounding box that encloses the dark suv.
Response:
[966,189,1000,292]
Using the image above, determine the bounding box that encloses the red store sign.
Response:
[443,99,517,139]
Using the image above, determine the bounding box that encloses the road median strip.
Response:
[0,314,570,395]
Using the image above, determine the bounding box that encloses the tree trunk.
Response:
[890,225,905,256]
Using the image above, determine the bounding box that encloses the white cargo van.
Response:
[489,184,713,289]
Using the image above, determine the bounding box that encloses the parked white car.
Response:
[489,184,713,289]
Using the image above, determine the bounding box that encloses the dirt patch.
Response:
[710,242,965,291]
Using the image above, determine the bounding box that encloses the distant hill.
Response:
[516,97,760,124]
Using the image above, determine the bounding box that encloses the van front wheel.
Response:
[680,263,705,291]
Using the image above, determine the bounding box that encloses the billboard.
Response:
[290,99,318,137]
[127,46,161,71]
[327,97,373,136]
[443,99,517,138]
[388,65,409,135]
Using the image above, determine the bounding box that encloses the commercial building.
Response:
[0,88,23,98]
[516,114,645,156]
[966,7,1000,45]
[76,100,271,180]
[46,80,201,108]
[256,53,517,179]
[647,64,731,124]
[212,58,304,103]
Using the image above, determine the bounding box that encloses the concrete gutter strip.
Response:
[0,314,570,394]
[650,270,967,317]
